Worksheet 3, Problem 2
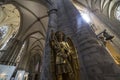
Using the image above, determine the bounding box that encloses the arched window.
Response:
[0,26,8,39]
[115,5,120,21]
[0,4,20,49]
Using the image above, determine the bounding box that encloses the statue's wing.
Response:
[66,37,80,80]
[66,37,77,57]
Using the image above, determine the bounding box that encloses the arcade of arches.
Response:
[0,0,120,80]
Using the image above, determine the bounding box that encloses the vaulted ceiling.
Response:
[73,0,120,36]
[73,0,120,19]
[0,0,119,69]
[0,0,49,69]
[13,0,49,68]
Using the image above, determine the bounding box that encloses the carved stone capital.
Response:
[48,9,57,15]
[11,38,23,45]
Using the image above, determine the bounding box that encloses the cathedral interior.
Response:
[0,0,120,80]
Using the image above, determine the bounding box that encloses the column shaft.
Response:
[40,8,57,80]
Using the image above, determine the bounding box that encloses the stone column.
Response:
[9,39,23,65]
[0,38,23,65]
[40,6,57,80]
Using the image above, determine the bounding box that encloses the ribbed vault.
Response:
[0,0,49,70]
[74,0,120,19]
[13,0,49,70]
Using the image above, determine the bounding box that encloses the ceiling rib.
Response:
[23,31,45,42]
[13,1,38,18]
[30,38,44,50]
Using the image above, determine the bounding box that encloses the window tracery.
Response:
[0,26,8,39]
[115,5,120,21]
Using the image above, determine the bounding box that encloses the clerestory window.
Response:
[115,5,120,21]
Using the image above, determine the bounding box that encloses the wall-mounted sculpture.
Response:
[50,30,80,80]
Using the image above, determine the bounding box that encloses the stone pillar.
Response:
[40,6,57,80]
[56,0,89,80]
[0,38,23,65]
[56,0,120,80]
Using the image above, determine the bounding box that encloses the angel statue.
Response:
[49,30,80,80]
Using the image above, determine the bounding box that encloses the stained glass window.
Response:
[115,5,120,21]
[0,26,8,39]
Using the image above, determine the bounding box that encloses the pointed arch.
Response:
[29,37,44,50]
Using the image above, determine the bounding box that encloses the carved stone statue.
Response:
[50,31,80,80]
